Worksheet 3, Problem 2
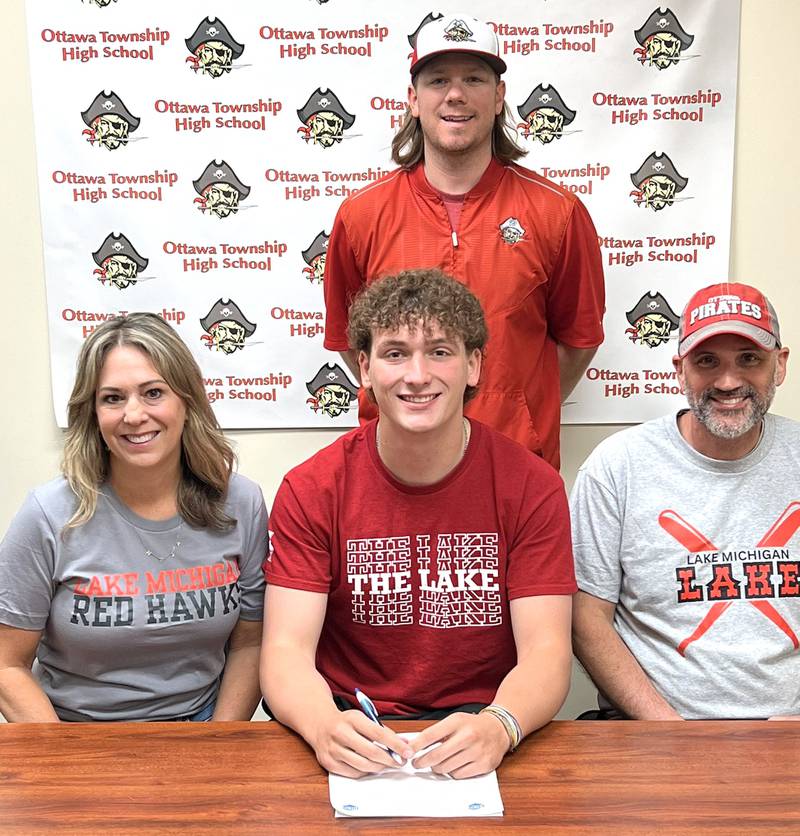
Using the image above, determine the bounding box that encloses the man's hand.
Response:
[309,708,412,778]
[408,712,510,779]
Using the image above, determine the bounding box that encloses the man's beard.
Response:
[685,381,774,439]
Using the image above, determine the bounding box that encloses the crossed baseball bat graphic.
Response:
[658,503,800,656]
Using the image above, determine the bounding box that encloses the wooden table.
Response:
[1,720,799,833]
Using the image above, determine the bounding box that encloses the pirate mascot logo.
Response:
[625,292,679,348]
[297,89,355,148]
[83,0,118,6]
[81,91,140,151]
[185,17,245,78]
[634,8,695,70]
[499,217,526,245]
[442,18,474,43]
[630,152,688,211]
[193,160,250,219]
[306,363,358,418]
[92,232,148,289]
[407,12,444,51]
[517,84,576,145]
[200,299,256,354]
[301,231,329,285]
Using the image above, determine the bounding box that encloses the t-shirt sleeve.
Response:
[264,476,333,594]
[569,463,623,603]
[323,206,366,352]
[507,469,577,599]
[546,197,605,348]
[0,492,58,630]
[234,480,269,621]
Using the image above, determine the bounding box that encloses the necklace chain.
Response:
[376,417,471,461]
[133,521,184,562]
[100,491,184,561]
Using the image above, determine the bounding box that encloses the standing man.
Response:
[323,13,605,469]
[263,270,575,777]
[571,282,800,720]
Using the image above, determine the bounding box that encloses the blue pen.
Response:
[354,688,404,766]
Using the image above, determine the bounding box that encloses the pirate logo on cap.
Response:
[306,363,358,418]
[517,84,576,145]
[302,231,329,285]
[297,88,355,148]
[625,292,679,348]
[499,217,526,245]
[193,160,251,219]
[83,0,118,7]
[630,152,688,211]
[408,12,444,51]
[200,299,256,354]
[81,91,140,151]
[443,18,474,43]
[92,232,148,290]
[634,8,695,70]
[185,17,245,78]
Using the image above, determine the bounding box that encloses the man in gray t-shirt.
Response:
[571,281,800,719]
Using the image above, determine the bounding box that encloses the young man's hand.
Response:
[408,711,511,779]
[309,708,413,778]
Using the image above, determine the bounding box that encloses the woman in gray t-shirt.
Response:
[0,313,267,721]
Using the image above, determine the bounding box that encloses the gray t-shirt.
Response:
[0,473,267,721]
[570,412,800,719]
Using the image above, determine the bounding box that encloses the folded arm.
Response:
[260,585,410,777]
[411,594,573,777]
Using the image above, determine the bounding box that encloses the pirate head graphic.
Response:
[297,88,355,148]
[302,231,329,285]
[517,84,576,145]
[92,232,148,289]
[81,91,140,150]
[441,17,474,43]
[185,17,244,78]
[499,217,525,245]
[407,12,444,50]
[634,8,695,70]
[306,363,358,418]
[630,152,688,211]
[200,299,256,354]
[193,160,250,219]
[83,0,118,6]
[625,292,679,348]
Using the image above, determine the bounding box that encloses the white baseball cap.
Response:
[410,14,506,76]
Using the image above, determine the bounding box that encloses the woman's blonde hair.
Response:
[62,312,236,531]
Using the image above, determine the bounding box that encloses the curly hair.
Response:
[62,312,236,531]
[347,269,488,401]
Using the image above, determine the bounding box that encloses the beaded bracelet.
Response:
[480,704,522,751]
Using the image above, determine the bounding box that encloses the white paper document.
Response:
[329,734,503,818]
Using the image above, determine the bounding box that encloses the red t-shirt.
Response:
[322,158,605,470]
[265,419,576,716]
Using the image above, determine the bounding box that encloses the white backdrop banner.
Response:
[25,0,740,427]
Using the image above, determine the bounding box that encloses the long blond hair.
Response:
[62,313,235,531]
[391,85,526,168]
